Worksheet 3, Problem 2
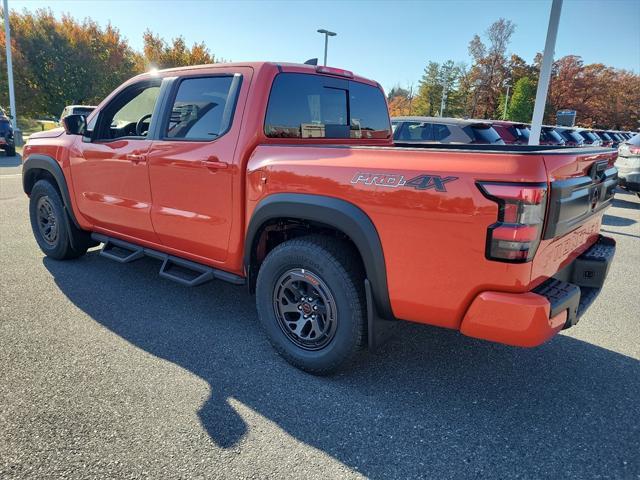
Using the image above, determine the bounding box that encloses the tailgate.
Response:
[531,148,618,283]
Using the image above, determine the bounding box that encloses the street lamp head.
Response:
[317,29,336,36]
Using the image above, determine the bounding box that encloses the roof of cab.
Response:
[135,61,380,87]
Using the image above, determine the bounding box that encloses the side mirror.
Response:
[62,114,86,135]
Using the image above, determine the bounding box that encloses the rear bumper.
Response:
[460,235,616,347]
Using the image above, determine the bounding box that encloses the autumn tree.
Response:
[0,8,141,117]
[467,18,515,118]
[387,85,415,117]
[142,30,215,69]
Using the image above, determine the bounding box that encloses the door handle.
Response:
[200,156,228,170]
[126,154,146,164]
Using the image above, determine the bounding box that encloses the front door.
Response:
[147,70,249,263]
[70,80,162,243]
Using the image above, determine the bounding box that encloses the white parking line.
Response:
[0,174,22,178]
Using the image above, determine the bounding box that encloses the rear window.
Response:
[264,73,390,139]
[568,131,585,143]
[541,128,563,143]
[629,133,640,146]
[558,129,583,144]
[579,131,598,142]
[468,125,504,144]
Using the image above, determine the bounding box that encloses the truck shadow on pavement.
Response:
[44,253,639,479]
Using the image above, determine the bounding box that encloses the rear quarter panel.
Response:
[247,145,550,328]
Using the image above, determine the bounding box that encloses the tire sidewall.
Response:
[256,241,361,373]
[29,181,72,259]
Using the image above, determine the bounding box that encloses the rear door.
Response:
[147,68,251,263]
[531,148,618,283]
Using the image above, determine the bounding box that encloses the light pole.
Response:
[502,81,512,120]
[439,84,447,117]
[317,29,336,66]
[529,0,562,145]
[3,0,20,141]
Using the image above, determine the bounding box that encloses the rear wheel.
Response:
[29,180,90,260]
[256,236,366,375]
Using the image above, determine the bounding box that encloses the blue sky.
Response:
[12,0,640,92]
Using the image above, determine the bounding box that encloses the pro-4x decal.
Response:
[350,172,458,192]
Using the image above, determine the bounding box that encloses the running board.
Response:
[100,237,144,263]
[91,233,245,287]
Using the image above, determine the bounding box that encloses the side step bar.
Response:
[91,233,245,287]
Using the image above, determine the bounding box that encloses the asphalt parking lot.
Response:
[1,153,639,479]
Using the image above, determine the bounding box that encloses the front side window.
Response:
[95,82,161,140]
[265,73,390,139]
[164,76,237,140]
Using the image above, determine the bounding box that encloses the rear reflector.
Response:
[478,182,548,263]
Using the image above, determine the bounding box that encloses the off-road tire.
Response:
[256,235,366,375]
[29,180,91,260]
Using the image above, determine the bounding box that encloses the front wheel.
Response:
[29,180,90,260]
[256,236,366,375]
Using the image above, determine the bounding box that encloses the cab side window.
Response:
[94,81,161,141]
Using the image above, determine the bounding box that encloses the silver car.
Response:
[616,133,640,197]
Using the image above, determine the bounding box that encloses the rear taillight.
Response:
[478,182,548,263]
[629,145,640,155]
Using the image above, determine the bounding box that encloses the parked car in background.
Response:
[539,126,566,146]
[392,116,505,145]
[616,133,640,197]
[575,128,602,146]
[609,132,627,147]
[593,130,614,147]
[59,105,96,124]
[555,127,585,147]
[490,120,530,144]
[0,110,16,156]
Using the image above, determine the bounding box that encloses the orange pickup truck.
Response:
[22,62,617,374]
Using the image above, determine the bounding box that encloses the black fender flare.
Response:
[244,193,394,320]
[22,154,81,229]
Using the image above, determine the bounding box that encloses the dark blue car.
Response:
[0,110,16,156]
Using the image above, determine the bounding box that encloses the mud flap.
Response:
[365,279,397,352]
